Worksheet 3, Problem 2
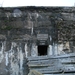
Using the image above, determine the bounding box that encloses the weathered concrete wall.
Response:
[0,41,29,75]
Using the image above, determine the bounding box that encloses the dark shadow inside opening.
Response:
[38,45,48,56]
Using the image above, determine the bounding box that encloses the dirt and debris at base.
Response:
[28,70,44,75]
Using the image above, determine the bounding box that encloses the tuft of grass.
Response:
[1,26,13,30]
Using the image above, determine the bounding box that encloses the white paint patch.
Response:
[25,43,28,58]
[19,49,23,70]
[47,45,52,55]
[0,42,6,63]
[0,43,4,63]
[31,24,33,35]
[54,44,58,55]
[5,52,9,66]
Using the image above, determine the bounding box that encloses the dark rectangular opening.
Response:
[38,45,48,56]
